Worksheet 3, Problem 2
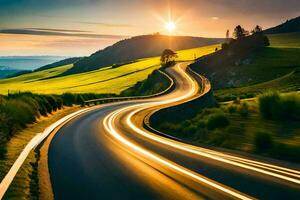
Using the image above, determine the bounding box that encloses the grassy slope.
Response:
[215,33,300,99]
[0,106,80,200]
[267,32,300,48]
[152,33,300,163]
[0,44,219,95]
[156,95,300,162]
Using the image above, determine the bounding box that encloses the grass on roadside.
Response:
[156,92,300,163]
[0,106,81,200]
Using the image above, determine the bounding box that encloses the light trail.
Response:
[126,108,300,184]
[103,107,254,200]
[123,64,300,184]
[101,62,300,199]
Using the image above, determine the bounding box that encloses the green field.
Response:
[267,32,300,48]
[0,44,219,95]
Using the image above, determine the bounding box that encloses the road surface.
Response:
[49,63,300,200]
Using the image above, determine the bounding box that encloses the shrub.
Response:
[279,94,300,120]
[45,95,59,111]
[6,100,37,126]
[207,113,230,130]
[209,130,230,146]
[259,92,300,120]
[270,143,300,162]
[223,95,237,102]
[227,105,237,113]
[239,102,250,117]
[54,96,63,109]
[40,96,52,114]
[259,92,280,119]
[75,94,85,107]
[0,92,115,158]
[254,131,273,153]
[62,93,76,106]
[245,93,255,98]
[195,120,206,128]
[18,96,40,117]
[33,96,48,116]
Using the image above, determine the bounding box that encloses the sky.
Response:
[0,0,299,56]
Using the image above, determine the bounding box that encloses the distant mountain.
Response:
[264,16,300,34]
[5,57,82,78]
[0,56,67,70]
[34,57,81,72]
[0,66,22,78]
[65,34,224,75]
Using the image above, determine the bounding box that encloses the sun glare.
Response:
[165,21,176,32]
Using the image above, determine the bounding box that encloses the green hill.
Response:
[65,34,224,75]
[0,44,219,94]
[0,66,22,79]
[191,32,300,100]
[264,16,300,34]
[34,57,81,72]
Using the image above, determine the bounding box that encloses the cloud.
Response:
[77,21,133,27]
[0,28,129,39]
[211,17,219,20]
[37,15,134,28]
[27,28,91,33]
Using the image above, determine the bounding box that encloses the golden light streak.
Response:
[115,63,300,185]
[103,107,253,200]
[126,108,300,184]
[101,63,300,200]
[122,64,300,185]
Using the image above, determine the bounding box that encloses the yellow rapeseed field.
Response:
[0,44,220,94]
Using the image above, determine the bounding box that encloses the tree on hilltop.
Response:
[160,49,177,65]
[233,25,249,39]
[251,25,263,34]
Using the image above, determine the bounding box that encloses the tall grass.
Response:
[259,92,300,120]
[0,92,114,158]
[207,113,230,130]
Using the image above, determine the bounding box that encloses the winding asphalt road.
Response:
[49,63,300,200]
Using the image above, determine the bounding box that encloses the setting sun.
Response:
[165,21,176,32]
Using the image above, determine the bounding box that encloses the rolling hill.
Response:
[65,34,224,75]
[0,56,67,70]
[264,16,300,34]
[34,57,81,72]
[0,66,22,79]
[190,30,300,100]
[0,44,220,94]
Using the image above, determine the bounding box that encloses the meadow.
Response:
[267,32,300,48]
[0,44,220,95]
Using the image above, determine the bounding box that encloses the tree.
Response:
[160,49,177,65]
[233,25,249,39]
[252,25,263,34]
[226,29,230,39]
